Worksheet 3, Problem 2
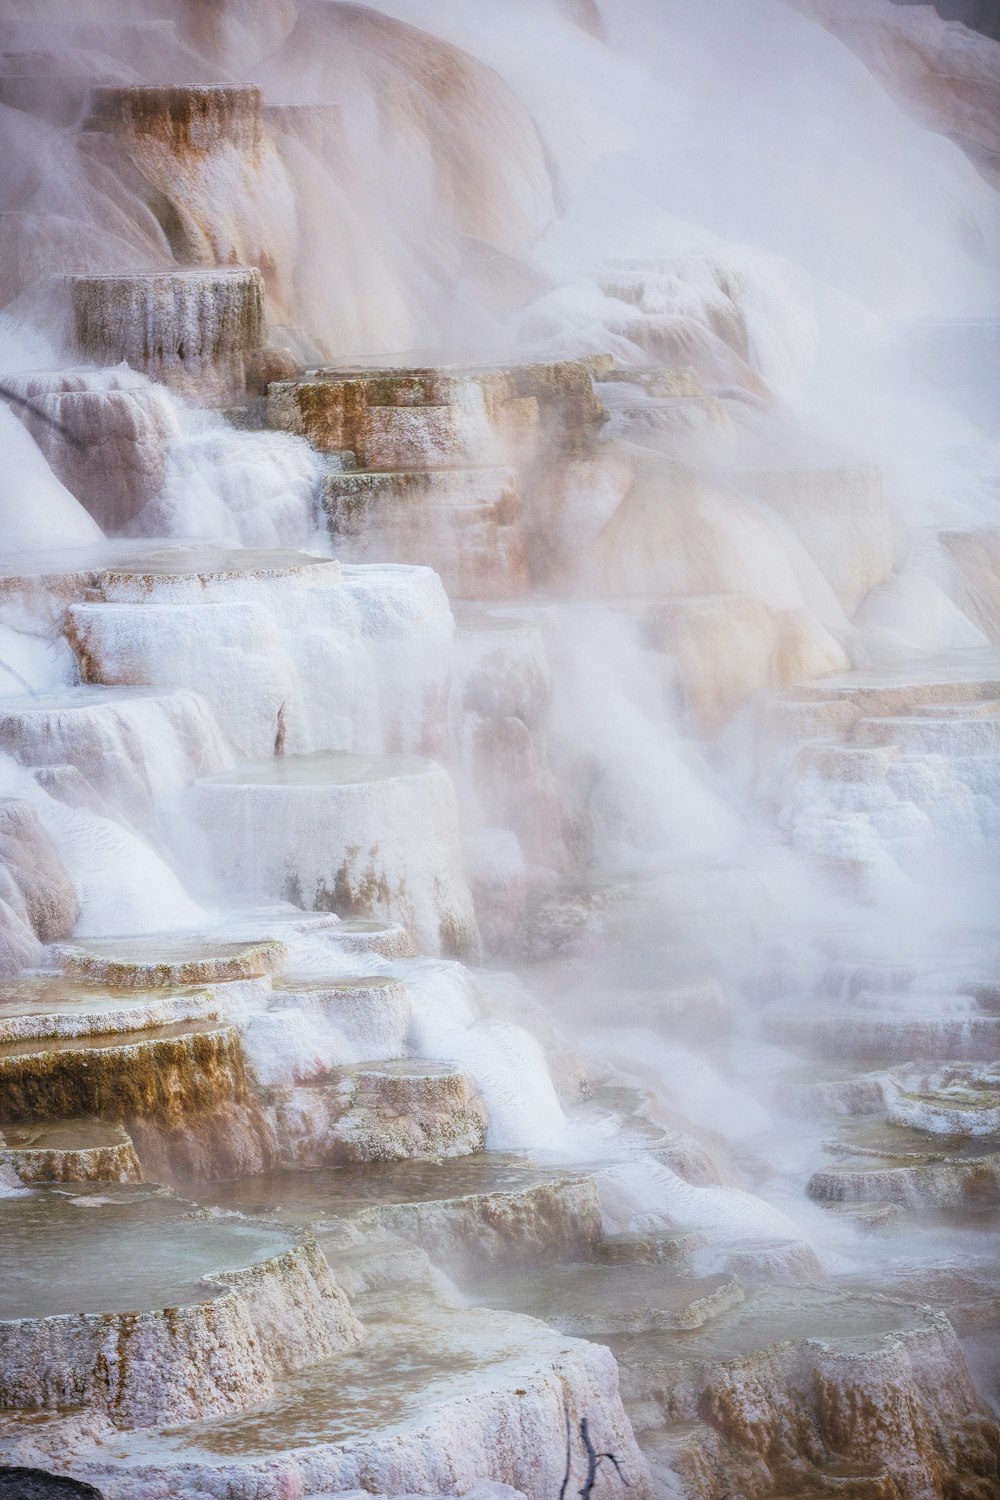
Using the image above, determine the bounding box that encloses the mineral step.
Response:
[0,685,234,822]
[191,751,479,961]
[219,909,417,960]
[0,1117,142,1184]
[51,1296,644,1500]
[886,1064,1000,1134]
[854,712,1000,754]
[0,974,250,1044]
[268,1061,489,1165]
[821,1199,908,1232]
[325,917,417,960]
[65,269,266,407]
[268,973,411,1058]
[819,1116,1000,1162]
[774,1062,893,1118]
[808,1119,1000,1209]
[598,1282,998,1494]
[268,369,538,467]
[762,1006,1000,1061]
[462,1261,744,1334]
[322,464,529,600]
[194,1156,604,1270]
[57,935,288,988]
[0,1183,359,1430]
[0,1020,246,1123]
[0,542,341,608]
[268,360,599,463]
[317,1230,446,1306]
[604,1282,975,1433]
[840,1265,1000,1337]
[786,646,1000,717]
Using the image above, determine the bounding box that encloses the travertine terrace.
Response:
[0,2,998,1499]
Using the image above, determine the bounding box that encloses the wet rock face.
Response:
[85,85,265,155]
[269,368,539,470]
[323,467,529,601]
[82,84,296,316]
[1,371,179,534]
[0,1023,257,1154]
[0,1470,105,1499]
[618,1288,1000,1500]
[67,270,266,406]
[0,800,78,977]
[268,1063,490,1165]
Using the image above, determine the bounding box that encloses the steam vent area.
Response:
[2,2,1000,1499]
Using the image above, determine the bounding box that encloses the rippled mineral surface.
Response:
[0,2,998,1498]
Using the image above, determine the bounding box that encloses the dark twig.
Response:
[559,1403,573,1500]
[560,1411,631,1500]
[0,658,39,697]
[0,385,88,448]
[578,1416,631,1500]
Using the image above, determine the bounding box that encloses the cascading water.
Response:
[0,1,998,1497]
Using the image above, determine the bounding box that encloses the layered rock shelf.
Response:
[2,7,1000,1496]
[192,753,480,959]
[66,270,266,406]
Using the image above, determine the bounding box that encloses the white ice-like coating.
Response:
[130,418,322,548]
[65,559,454,761]
[597,1156,810,1246]
[402,959,567,1150]
[0,2,998,1479]
[0,406,103,550]
[0,752,205,936]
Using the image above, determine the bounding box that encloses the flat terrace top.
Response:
[0,685,192,714]
[0,543,335,585]
[197,751,439,788]
[195,1156,588,1222]
[69,1302,577,1464]
[601,1284,933,1365]
[0,1186,294,1320]
[0,974,215,1018]
[792,647,1000,698]
[61,935,287,986]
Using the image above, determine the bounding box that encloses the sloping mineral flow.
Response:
[0,1,998,1497]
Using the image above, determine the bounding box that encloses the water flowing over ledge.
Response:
[0,2,998,1498]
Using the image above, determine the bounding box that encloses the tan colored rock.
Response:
[792,0,1000,185]
[269,367,540,471]
[59,937,287,990]
[267,1062,490,1165]
[82,84,296,318]
[0,1023,250,1127]
[66,269,266,406]
[618,1286,1000,1499]
[323,466,529,600]
[1,370,179,534]
[0,1119,142,1186]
